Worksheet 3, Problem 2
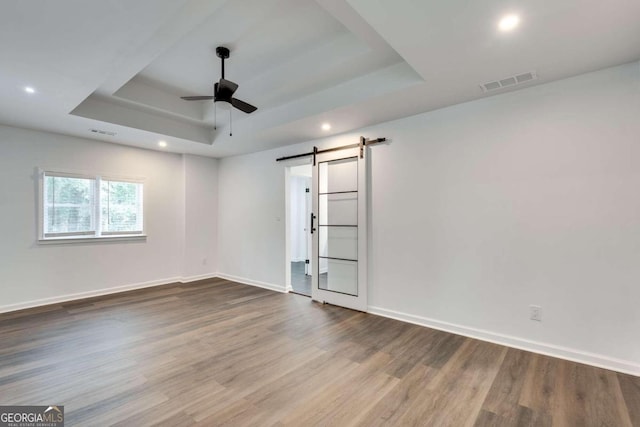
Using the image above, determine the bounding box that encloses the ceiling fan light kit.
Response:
[181,46,257,136]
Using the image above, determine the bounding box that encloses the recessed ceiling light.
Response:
[498,14,520,32]
[24,86,35,94]
[321,123,331,131]
[158,141,167,148]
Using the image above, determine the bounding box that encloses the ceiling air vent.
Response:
[89,128,117,137]
[481,71,538,93]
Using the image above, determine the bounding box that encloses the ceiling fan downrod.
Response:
[216,46,229,79]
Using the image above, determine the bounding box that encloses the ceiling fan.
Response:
[181,46,257,135]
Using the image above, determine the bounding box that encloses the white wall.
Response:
[183,154,219,277]
[0,125,218,311]
[217,62,640,374]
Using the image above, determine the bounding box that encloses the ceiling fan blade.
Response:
[231,98,257,113]
[219,78,238,93]
[217,78,239,99]
[181,96,214,101]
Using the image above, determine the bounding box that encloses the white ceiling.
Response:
[1,0,639,157]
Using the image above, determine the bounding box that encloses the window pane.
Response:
[318,259,358,296]
[44,176,95,235]
[319,193,357,226]
[319,226,357,260]
[101,180,143,233]
[319,158,357,194]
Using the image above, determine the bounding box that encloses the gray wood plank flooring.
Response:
[1,278,638,426]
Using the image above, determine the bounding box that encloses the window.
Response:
[41,170,144,241]
[44,175,95,237]
[100,180,144,235]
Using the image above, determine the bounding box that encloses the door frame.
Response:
[284,157,313,293]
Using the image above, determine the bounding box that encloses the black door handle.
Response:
[310,213,316,234]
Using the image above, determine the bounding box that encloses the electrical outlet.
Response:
[530,305,542,322]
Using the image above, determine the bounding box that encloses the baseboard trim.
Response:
[216,273,287,294]
[0,277,182,314]
[368,306,640,377]
[0,273,221,314]
[181,273,219,283]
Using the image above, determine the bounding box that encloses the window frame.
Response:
[38,168,146,244]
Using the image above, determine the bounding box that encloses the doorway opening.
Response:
[286,163,312,296]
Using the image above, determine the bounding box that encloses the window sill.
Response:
[38,235,147,245]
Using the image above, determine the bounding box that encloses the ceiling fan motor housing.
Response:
[216,46,230,59]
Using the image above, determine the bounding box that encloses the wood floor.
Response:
[1,278,638,426]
